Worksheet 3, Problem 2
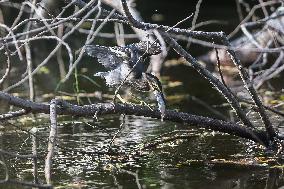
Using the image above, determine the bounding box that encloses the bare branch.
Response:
[0,91,270,146]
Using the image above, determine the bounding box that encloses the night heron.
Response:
[84,41,166,120]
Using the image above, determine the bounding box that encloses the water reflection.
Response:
[0,115,283,188]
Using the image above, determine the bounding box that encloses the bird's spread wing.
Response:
[85,45,129,69]
[95,63,132,87]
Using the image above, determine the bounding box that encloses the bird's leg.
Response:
[129,93,153,110]
[139,100,154,111]
[117,94,128,104]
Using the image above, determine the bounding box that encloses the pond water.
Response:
[1,114,283,189]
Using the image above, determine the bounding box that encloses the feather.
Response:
[85,45,128,69]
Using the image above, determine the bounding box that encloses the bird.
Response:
[84,41,166,120]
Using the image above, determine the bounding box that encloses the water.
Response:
[0,114,283,188]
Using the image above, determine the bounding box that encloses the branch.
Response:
[222,38,277,143]
[0,109,30,120]
[45,99,58,185]
[0,91,270,146]
[0,44,11,86]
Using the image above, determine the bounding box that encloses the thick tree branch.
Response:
[0,91,269,146]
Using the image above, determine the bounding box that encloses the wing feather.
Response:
[85,45,129,69]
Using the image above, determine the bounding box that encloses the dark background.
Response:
[136,0,277,35]
[137,0,242,32]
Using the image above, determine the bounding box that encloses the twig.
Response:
[189,95,228,120]
[117,169,143,189]
[215,48,230,91]
[24,0,36,101]
[45,98,59,184]
[186,0,203,48]
[3,35,73,92]
[0,23,23,60]
[56,24,67,79]
[0,109,30,121]
[229,0,280,38]
[235,0,244,21]
[62,0,112,82]
[240,98,284,117]
[109,114,126,150]
[31,127,39,184]
[0,44,11,86]
[0,160,8,184]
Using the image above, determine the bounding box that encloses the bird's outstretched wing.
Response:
[94,63,132,87]
[85,45,129,69]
